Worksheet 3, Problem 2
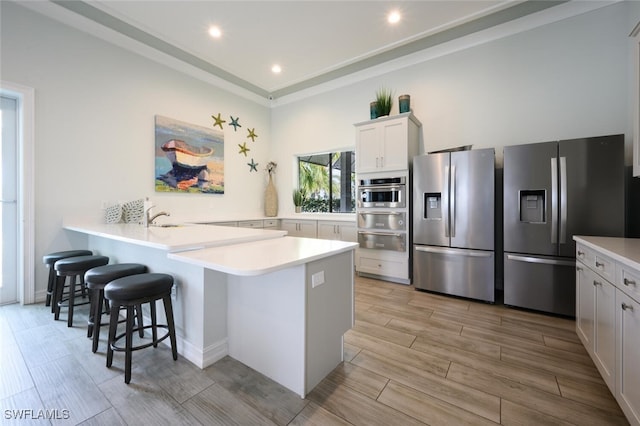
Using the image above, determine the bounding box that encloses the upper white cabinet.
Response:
[632,21,640,177]
[355,113,420,173]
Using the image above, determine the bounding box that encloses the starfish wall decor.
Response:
[238,142,250,156]
[211,113,226,129]
[247,158,258,172]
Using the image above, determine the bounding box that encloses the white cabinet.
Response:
[617,290,640,426]
[632,21,640,177]
[574,237,640,426]
[238,220,264,228]
[354,113,420,173]
[576,244,617,392]
[317,221,356,242]
[280,219,317,238]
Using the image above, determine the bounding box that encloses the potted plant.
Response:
[375,87,393,117]
[292,188,306,213]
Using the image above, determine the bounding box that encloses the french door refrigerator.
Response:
[503,135,625,316]
[413,148,495,302]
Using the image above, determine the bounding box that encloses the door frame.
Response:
[1,81,35,305]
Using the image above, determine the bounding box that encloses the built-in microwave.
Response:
[357,176,406,208]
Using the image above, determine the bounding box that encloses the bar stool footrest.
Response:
[110,324,170,353]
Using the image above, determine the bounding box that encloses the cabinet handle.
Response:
[380,156,384,167]
[624,278,637,286]
[595,261,605,268]
[621,303,634,311]
[577,250,585,257]
[593,280,602,287]
[376,157,379,168]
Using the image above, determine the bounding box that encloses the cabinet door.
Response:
[280,220,301,236]
[298,221,318,238]
[355,125,380,173]
[317,222,338,240]
[617,290,640,425]
[339,223,357,242]
[379,119,408,172]
[576,263,594,352]
[593,276,616,393]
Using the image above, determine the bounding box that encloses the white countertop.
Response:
[168,236,358,276]
[64,221,287,252]
[171,212,356,224]
[573,236,640,271]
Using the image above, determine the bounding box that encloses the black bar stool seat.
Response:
[43,250,92,311]
[105,273,178,384]
[53,255,109,327]
[85,263,148,352]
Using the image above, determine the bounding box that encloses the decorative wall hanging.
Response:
[229,116,241,131]
[247,128,258,142]
[155,115,224,194]
[211,113,226,129]
[248,158,258,172]
[238,142,250,156]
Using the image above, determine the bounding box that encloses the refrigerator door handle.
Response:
[416,246,492,258]
[559,156,567,244]
[551,157,558,244]
[443,165,450,237]
[506,254,575,267]
[450,165,456,238]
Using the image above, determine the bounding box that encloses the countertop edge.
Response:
[573,236,640,271]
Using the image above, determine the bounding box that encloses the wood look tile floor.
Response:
[0,276,629,425]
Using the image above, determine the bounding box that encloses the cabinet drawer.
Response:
[238,220,263,228]
[619,265,640,301]
[263,219,279,228]
[576,244,616,282]
[358,256,407,279]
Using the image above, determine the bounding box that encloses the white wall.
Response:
[2,2,640,297]
[1,2,272,294]
[271,2,635,215]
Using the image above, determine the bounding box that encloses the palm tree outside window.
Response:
[297,151,355,213]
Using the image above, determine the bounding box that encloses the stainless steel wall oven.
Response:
[356,173,411,284]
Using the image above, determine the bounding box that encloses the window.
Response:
[297,151,355,213]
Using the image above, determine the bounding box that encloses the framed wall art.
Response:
[154,115,224,194]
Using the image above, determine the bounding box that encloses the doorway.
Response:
[0,81,35,305]
[1,95,18,304]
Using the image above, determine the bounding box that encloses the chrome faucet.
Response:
[145,205,170,227]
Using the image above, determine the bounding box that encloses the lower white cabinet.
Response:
[617,289,640,426]
[280,219,317,238]
[317,221,356,242]
[575,237,640,426]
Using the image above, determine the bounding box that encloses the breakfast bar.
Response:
[64,221,357,397]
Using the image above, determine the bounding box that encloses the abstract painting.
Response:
[154,115,224,194]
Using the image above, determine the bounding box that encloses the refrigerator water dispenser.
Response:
[519,190,545,223]
[423,193,442,220]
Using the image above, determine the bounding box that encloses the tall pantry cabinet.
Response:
[354,112,421,284]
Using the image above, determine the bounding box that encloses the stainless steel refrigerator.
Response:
[413,148,495,302]
[503,135,625,316]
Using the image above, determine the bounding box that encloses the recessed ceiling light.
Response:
[387,10,401,24]
[208,26,222,39]
[271,64,282,74]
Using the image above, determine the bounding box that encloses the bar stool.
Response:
[43,250,92,311]
[105,273,178,384]
[53,255,109,327]
[84,263,147,353]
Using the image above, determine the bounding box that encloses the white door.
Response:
[0,95,18,305]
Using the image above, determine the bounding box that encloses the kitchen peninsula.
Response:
[64,221,358,397]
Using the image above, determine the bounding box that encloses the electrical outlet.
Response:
[171,284,177,300]
[311,271,325,288]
